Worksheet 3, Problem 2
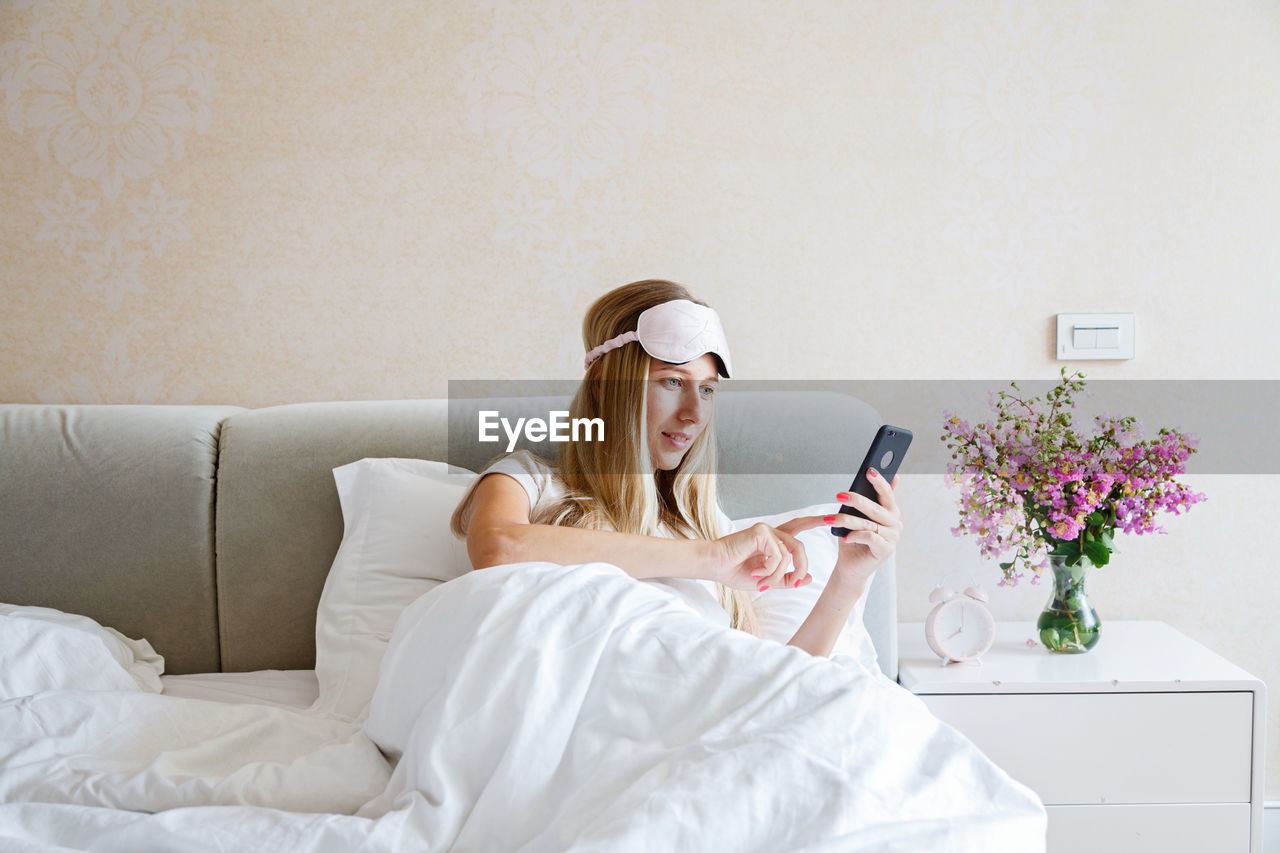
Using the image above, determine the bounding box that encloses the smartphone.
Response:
[831,424,913,538]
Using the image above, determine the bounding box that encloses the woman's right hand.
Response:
[709,523,813,592]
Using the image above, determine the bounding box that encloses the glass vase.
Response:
[1036,554,1101,653]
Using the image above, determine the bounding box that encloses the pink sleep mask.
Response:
[583,299,732,378]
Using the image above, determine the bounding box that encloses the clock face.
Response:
[926,597,995,662]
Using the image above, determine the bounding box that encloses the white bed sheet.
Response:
[161,670,318,709]
[0,562,1047,851]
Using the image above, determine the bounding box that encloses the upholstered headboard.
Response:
[0,391,896,678]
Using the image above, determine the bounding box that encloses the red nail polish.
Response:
[758,584,770,592]
[823,515,836,523]
[837,492,851,502]
[867,468,877,478]
[793,579,802,588]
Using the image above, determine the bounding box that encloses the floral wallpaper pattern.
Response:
[460,1,670,343]
[2,0,1279,795]
[462,2,670,203]
[3,1,212,320]
[915,1,1120,295]
[5,10,214,202]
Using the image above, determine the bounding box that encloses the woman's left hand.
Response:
[770,469,902,591]
[828,467,902,588]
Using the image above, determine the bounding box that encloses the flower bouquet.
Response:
[941,369,1205,652]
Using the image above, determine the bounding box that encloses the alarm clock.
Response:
[924,575,996,665]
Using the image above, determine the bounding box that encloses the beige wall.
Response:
[3,1,1278,796]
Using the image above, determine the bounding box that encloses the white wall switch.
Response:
[1096,326,1120,348]
[1056,313,1135,360]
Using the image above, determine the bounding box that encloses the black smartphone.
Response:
[831,425,913,537]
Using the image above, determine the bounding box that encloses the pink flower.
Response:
[942,369,1203,586]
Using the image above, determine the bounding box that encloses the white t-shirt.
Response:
[477,450,733,628]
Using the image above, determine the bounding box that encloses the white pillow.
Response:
[0,603,165,697]
[312,458,477,721]
[732,503,880,673]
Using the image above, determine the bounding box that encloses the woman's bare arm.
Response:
[466,472,717,581]
[783,470,902,657]
[785,571,866,657]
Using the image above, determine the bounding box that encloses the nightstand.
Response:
[898,620,1266,853]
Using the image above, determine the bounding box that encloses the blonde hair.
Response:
[451,279,759,637]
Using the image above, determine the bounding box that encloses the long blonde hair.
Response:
[452,279,759,636]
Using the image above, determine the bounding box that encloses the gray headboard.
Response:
[0,391,896,678]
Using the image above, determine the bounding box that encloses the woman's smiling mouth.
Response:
[663,431,690,448]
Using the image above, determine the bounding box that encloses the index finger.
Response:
[775,529,809,579]
[868,467,899,513]
[779,514,835,534]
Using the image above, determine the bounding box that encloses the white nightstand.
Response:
[898,620,1266,853]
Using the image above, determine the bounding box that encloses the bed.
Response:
[0,392,1046,851]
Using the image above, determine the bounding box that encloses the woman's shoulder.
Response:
[483,449,556,476]
[478,449,558,493]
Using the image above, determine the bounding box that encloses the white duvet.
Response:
[0,563,1046,852]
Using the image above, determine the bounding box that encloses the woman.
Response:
[450,279,902,657]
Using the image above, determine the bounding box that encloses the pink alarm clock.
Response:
[924,576,996,665]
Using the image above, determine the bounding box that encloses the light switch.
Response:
[1096,327,1120,348]
[1056,314,1135,360]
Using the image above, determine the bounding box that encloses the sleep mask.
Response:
[583,299,733,378]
